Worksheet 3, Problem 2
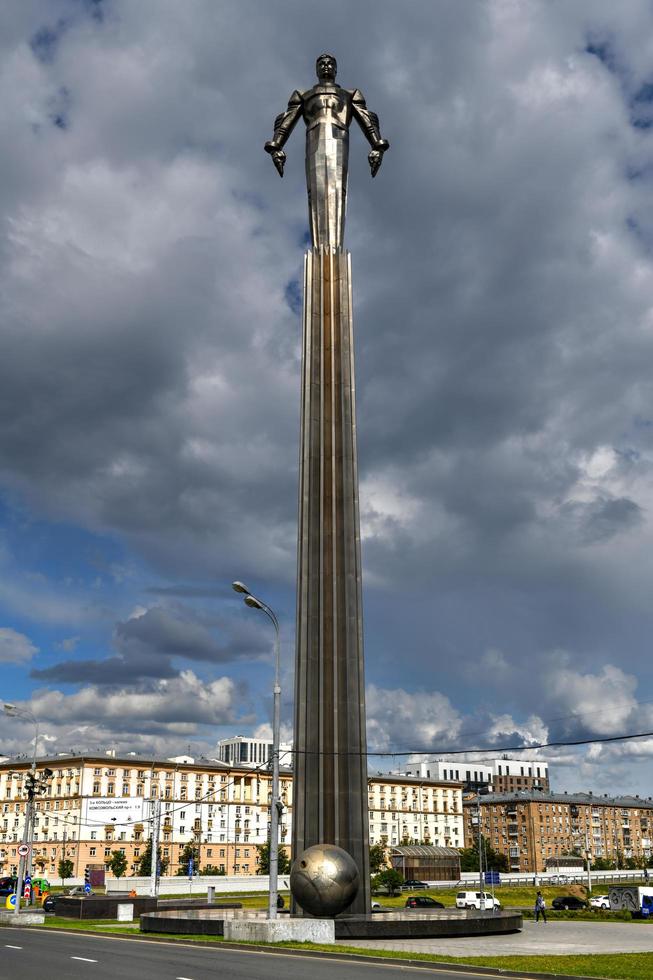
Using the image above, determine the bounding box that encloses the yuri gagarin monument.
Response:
[265,53,388,917]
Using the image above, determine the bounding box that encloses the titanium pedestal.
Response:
[293,246,370,916]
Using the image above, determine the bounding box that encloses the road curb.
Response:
[21,926,596,979]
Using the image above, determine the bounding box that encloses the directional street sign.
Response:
[84,883,91,894]
[18,843,30,857]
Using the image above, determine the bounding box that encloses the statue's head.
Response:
[316,53,337,82]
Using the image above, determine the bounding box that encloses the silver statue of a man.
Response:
[265,53,389,250]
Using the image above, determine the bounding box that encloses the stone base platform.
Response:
[224,918,335,944]
[0,910,46,926]
[141,907,522,941]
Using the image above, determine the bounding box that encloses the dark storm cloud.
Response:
[31,603,270,685]
[31,651,178,685]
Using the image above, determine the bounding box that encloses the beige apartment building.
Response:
[463,791,653,873]
[0,752,463,878]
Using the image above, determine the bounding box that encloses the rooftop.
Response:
[463,790,653,809]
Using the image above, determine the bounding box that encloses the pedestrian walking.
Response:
[534,891,547,923]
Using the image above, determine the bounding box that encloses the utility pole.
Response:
[585,830,592,895]
[477,795,485,911]
[149,798,161,898]
[14,767,52,917]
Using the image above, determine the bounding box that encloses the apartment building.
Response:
[402,757,550,794]
[216,737,293,769]
[0,752,463,878]
[463,791,653,873]
[368,774,463,849]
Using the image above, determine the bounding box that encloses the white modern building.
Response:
[216,736,292,769]
[401,757,549,794]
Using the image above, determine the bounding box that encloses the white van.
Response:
[456,890,501,910]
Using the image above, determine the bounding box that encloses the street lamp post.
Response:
[2,702,39,915]
[232,581,282,920]
[476,794,485,912]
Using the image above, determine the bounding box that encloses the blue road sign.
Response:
[484,871,501,885]
[188,857,194,878]
[84,883,91,894]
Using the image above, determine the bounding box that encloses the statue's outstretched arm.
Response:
[265,90,303,177]
[351,90,389,177]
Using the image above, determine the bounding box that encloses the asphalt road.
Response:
[0,927,542,980]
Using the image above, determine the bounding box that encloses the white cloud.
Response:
[0,627,37,664]
[28,670,241,731]
[548,664,638,736]
[366,684,462,753]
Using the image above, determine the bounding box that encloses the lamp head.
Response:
[244,594,265,611]
[232,581,250,595]
[3,703,17,716]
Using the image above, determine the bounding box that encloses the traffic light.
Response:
[84,867,90,886]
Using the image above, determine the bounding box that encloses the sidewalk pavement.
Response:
[345,919,653,957]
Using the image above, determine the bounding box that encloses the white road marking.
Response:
[5,945,22,949]
[71,956,98,962]
[176,976,195,979]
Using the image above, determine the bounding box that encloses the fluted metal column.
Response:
[293,246,370,916]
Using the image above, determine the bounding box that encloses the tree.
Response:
[105,850,128,879]
[201,864,226,876]
[257,842,291,875]
[371,868,403,896]
[369,843,387,874]
[176,840,201,875]
[58,858,74,886]
[592,857,616,871]
[459,835,509,873]
[135,840,169,877]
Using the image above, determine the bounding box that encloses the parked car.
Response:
[401,880,429,890]
[405,895,445,909]
[42,894,56,913]
[456,891,502,911]
[589,894,610,910]
[552,895,588,910]
[65,886,93,897]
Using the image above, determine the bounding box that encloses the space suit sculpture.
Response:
[265,53,389,249]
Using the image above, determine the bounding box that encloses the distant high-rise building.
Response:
[216,736,292,769]
[400,757,550,794]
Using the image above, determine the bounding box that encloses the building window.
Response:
[90,847,96,856]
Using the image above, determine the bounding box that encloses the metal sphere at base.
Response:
[290,843,360,917]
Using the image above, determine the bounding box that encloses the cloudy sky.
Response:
[2,0,653,795]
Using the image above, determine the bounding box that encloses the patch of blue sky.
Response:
[82,0,105,23]
[284,278,302,315]
[30,2,105,66]
[47,87,72,130]
[630,82,653,128]
[30,20,69,64]
[584,39,617,73]
[0,499,127,590]
[625,215,653,251]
